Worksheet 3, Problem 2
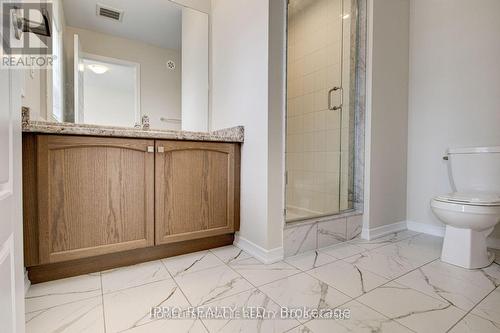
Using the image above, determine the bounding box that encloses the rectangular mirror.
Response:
[23,0,209,131]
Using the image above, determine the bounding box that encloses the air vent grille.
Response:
[96,4,123,22]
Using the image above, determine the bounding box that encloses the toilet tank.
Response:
[447,146,500,192]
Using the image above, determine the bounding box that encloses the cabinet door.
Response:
[37,135,155,264]
[155,141,236,244]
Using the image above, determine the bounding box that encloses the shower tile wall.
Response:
[286,0,351,219]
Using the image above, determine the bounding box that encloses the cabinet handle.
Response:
[328,86,343,111]
[157,146,165,153]
[147,146,154,153]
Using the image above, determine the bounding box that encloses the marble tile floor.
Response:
[25,233,500,333]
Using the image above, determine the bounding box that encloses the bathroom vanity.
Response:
[22,121,243,283]
[18,0,234,284]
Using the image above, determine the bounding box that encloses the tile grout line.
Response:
[159,257,214,333]
[225,256,301,288]
[298,267,414,331]
[112,258,199,332]
[163,251,228,280]
[24,293,101,315]
[338,233,443,282]
[24,273,103,316]
[106,246,428,333]
[159,258,194,308]
[229,233,414,288]
[296,233,443,332]
[332,251,496,332]
[165,249,256,307]
[240,233,498,332]
[445,282,500,333]
[308,230,419,264]
[202,249,309,329]
[331,234,452,331]
[101,276,175,296]
[345,231,420,250]
[21,234,413,322]
[27,234,464,333]
[189,249,256,304]
[234,249,359,331]
[284,250,340,271]
[340,247,500,309]
[99,272,107,333]
[208,248,252,266]
[223,259,307,330]
[305,232,428,282]
[343,261,434,333]
[199,250,259,331]
[230,231,426,331]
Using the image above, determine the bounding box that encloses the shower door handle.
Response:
[328,86,343,111]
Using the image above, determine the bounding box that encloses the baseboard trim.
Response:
[28,234,234,284]
[234,233,284,264]
[406,220,445,237]
[407,220,500,250]
[361,221,407,241]
[487,237,500,250]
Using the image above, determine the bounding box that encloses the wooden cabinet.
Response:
[23,134,240,281]
[36,136,155,264]
[155,141,236,244]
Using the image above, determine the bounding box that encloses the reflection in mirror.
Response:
[22,0,209,131]
[81,55,140,127]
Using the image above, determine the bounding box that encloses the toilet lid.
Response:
[435,192,500,206]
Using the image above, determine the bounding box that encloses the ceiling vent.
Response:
[96,4,124,22]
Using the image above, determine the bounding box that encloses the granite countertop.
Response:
[22,121,244,143]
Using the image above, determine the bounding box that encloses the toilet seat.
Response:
[434,191,500,206]
[431,199,500,218]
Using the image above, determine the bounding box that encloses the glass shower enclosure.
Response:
[285,0,358,222]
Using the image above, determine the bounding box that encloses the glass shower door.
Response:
[285,0,354,222]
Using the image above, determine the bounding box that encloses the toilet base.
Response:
[441,225,495,269]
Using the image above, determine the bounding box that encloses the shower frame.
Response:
[284,0,366,224]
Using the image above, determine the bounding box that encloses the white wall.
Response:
[268,0,287,253]
[407,0,500,236]
[363,0,409,235]
[65,26,181,130]
[83,62,138,127]
[22,69,46,121]
[181,7,209,132]
[211,0,285,257]
[211,0,270,250]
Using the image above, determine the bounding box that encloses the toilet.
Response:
[431,146,500,269]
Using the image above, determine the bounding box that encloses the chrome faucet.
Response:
[141,115,150,130]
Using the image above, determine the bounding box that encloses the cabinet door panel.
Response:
[155,141,235,244]
[37,136,155,263]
